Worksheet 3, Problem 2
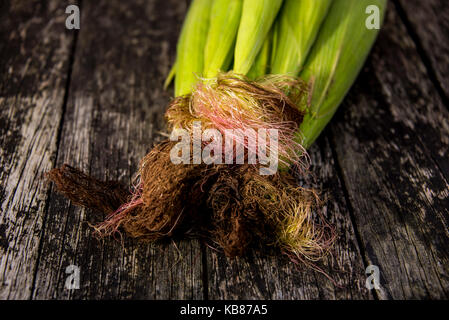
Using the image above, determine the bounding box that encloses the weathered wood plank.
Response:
[330,6,449,299]
[206,137,371,300]
[0,0,74,299]
[32,0,203,299]
[3,0,447,300]
[396,0,449,99]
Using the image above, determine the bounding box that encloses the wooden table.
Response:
[1,0,448,300]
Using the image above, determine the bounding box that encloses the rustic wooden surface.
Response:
[0,0,448,300]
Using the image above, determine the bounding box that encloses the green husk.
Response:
[163,62,176,89]
[298,0,387,148]
[233,0,283,75]
[270,0,332,75]
[203,0,243,78]
[174,0,212,96]
[246,29,272,80]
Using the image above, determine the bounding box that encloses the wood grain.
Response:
[1,0,448,300]
[31,0,203,299]
[0,0,74,299]
[329,6,449,299]
[397,0,449,99]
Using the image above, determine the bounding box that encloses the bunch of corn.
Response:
[168,0,387,149]
[47,0,389,268]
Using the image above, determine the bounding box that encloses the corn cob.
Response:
[234,0,283,75]
[174,0,212,96]
[271,0,332,75]
[203,0,243,78]
[298,0,387,148]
